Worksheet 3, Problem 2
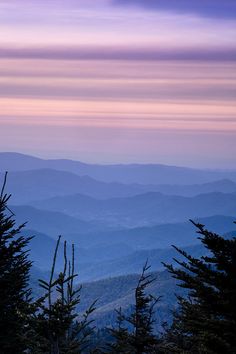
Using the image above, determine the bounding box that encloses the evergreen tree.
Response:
[30,236,96,354]
[108,262,160,354]
[0,172,33,353]
[162,220,236,353]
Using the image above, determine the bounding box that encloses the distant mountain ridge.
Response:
[1,168,236,205]
[150,179,236,196]
[24,215,236,281]
[10,205,103,236]
[74,244,207,282]
[1,152,236,185]
[66,215,236,249]
[25,228,135,273]
[31,191,236,227]
[1,169,151,204]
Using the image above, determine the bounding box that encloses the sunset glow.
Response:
[0,0,236,166]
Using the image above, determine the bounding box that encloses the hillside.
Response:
[31,268,185,329]
[74,244,206,282]
[76,270,186,329]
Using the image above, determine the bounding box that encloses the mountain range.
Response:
[2,151,236,331]
[66,215,236,249]
[24,215,236,282]
[11,205,102,236]
[1,169,236,206]
[1,152,236,185]
[30,191,236,227]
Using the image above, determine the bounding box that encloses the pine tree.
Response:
[30,236,96,354]
[162,220,236,353]
[108,262,160,354]
[0,172,33,353]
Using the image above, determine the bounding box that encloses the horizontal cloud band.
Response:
[1,46,236,61]
[113,0,236,19]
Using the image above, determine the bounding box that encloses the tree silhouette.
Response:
[0,172,33,353]
[162,220,236,353]
[108,261,160,353]
[30,236,96,354]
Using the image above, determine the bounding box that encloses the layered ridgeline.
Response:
[23,216,236,282]
[1,152,236,185]
[1,168,236,205]
[1,153,236,352]
[1,152,236,283]
[29,191,236,227]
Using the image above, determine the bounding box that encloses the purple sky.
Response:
[0,0,236,167]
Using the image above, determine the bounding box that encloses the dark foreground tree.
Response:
[162,220,236,354]
[108,262,160,354]
[29,236,96,354]
[0,172,33,353]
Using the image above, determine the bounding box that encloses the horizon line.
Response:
[1,151,236,172]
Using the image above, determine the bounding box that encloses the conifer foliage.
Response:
[0,172,33,354]
[30,236,96,354]
[163,220,236,354]
[108,262,160,354]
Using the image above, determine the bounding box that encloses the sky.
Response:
[0,0,236,167]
